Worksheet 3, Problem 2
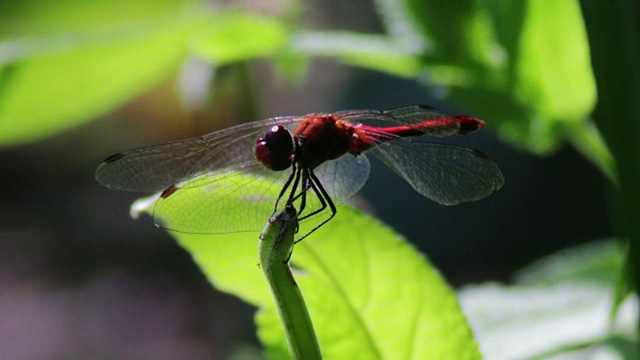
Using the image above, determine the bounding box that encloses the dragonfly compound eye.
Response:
[255,125,295,171]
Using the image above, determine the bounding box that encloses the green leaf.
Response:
[403,0,479,63]
[368,0,604,160]
[259,206,481,359]
[515,239,631,324]
[0,0,206,146]
[135,176,481,359]
[513,0,596,125]
[515,240,624,286]
[484,0,528,67]
[0,0,197,36]
[291,31,422,78]
[190,13,288,65]
[459,240,637,359]
[459,282,637,359]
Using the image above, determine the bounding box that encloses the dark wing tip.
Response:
[103,153,125,164]
[457,115,485,135]
[417,104,438,111]
[472,149,490,159]
[95,154,125,188]
[160,185,180,199]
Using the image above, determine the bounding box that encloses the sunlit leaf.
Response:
[259,206,481,360]
[515,240,631,325]
[291,31,422,78]
[135,174,481,359]
[459,282,637,359]
[191,13,288,65]
[514,0,596,125]
[0,0,196,36]
[460,240,636,359]
[515,240,623,286]
[0,0,206,146]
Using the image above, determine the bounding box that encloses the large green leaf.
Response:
[290,31,422,78]
[513,0,596,126]
[134,174,481,359]
[0,0,206,146]
[190,13,288,66]
[460,240,637,359]
[515,240,624,286]
[0,0,196,36]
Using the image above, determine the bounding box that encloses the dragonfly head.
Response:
[255,125,295,171]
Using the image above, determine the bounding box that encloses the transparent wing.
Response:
[96,104,498,234]
[369,138,504,205]
[152,163,292,233]
[95,105,467,193]
[151,153,370,233]
[314,153,370,203]
[334,105,456,124]
[310,152,370,214]
[96,110,372,234]
[95,115,301,192]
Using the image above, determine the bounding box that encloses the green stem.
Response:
[259,205,321,360]
[567,119,616,184]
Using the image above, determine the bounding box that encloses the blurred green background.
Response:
[2,0,636,358]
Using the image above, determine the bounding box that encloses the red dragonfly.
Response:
[96,105,504,239]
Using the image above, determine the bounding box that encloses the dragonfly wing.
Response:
[151,153,371,233]
[152,163,294,233]
[334,105,458,124]
[314,153,370,205]
[95,116,301,192]
[369,140,504,205]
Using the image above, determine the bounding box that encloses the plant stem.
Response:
[259,205,321,360]
[568,120,616,184]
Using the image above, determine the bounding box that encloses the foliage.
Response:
[580,0,640,325]
[3,0,639,358]
[460,241,638,359]
[132,193,481,359]
[1,0,606,167]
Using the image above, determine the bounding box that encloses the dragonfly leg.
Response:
[298,172,310,216]
[290,171,314,215]
[285,166,302,205]
[297,173,326,222]
[273,164,300,216]
[294,170,336,243]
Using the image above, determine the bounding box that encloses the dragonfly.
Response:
[96,105,504,240]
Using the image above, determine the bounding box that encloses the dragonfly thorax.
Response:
[292,115,354,169]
